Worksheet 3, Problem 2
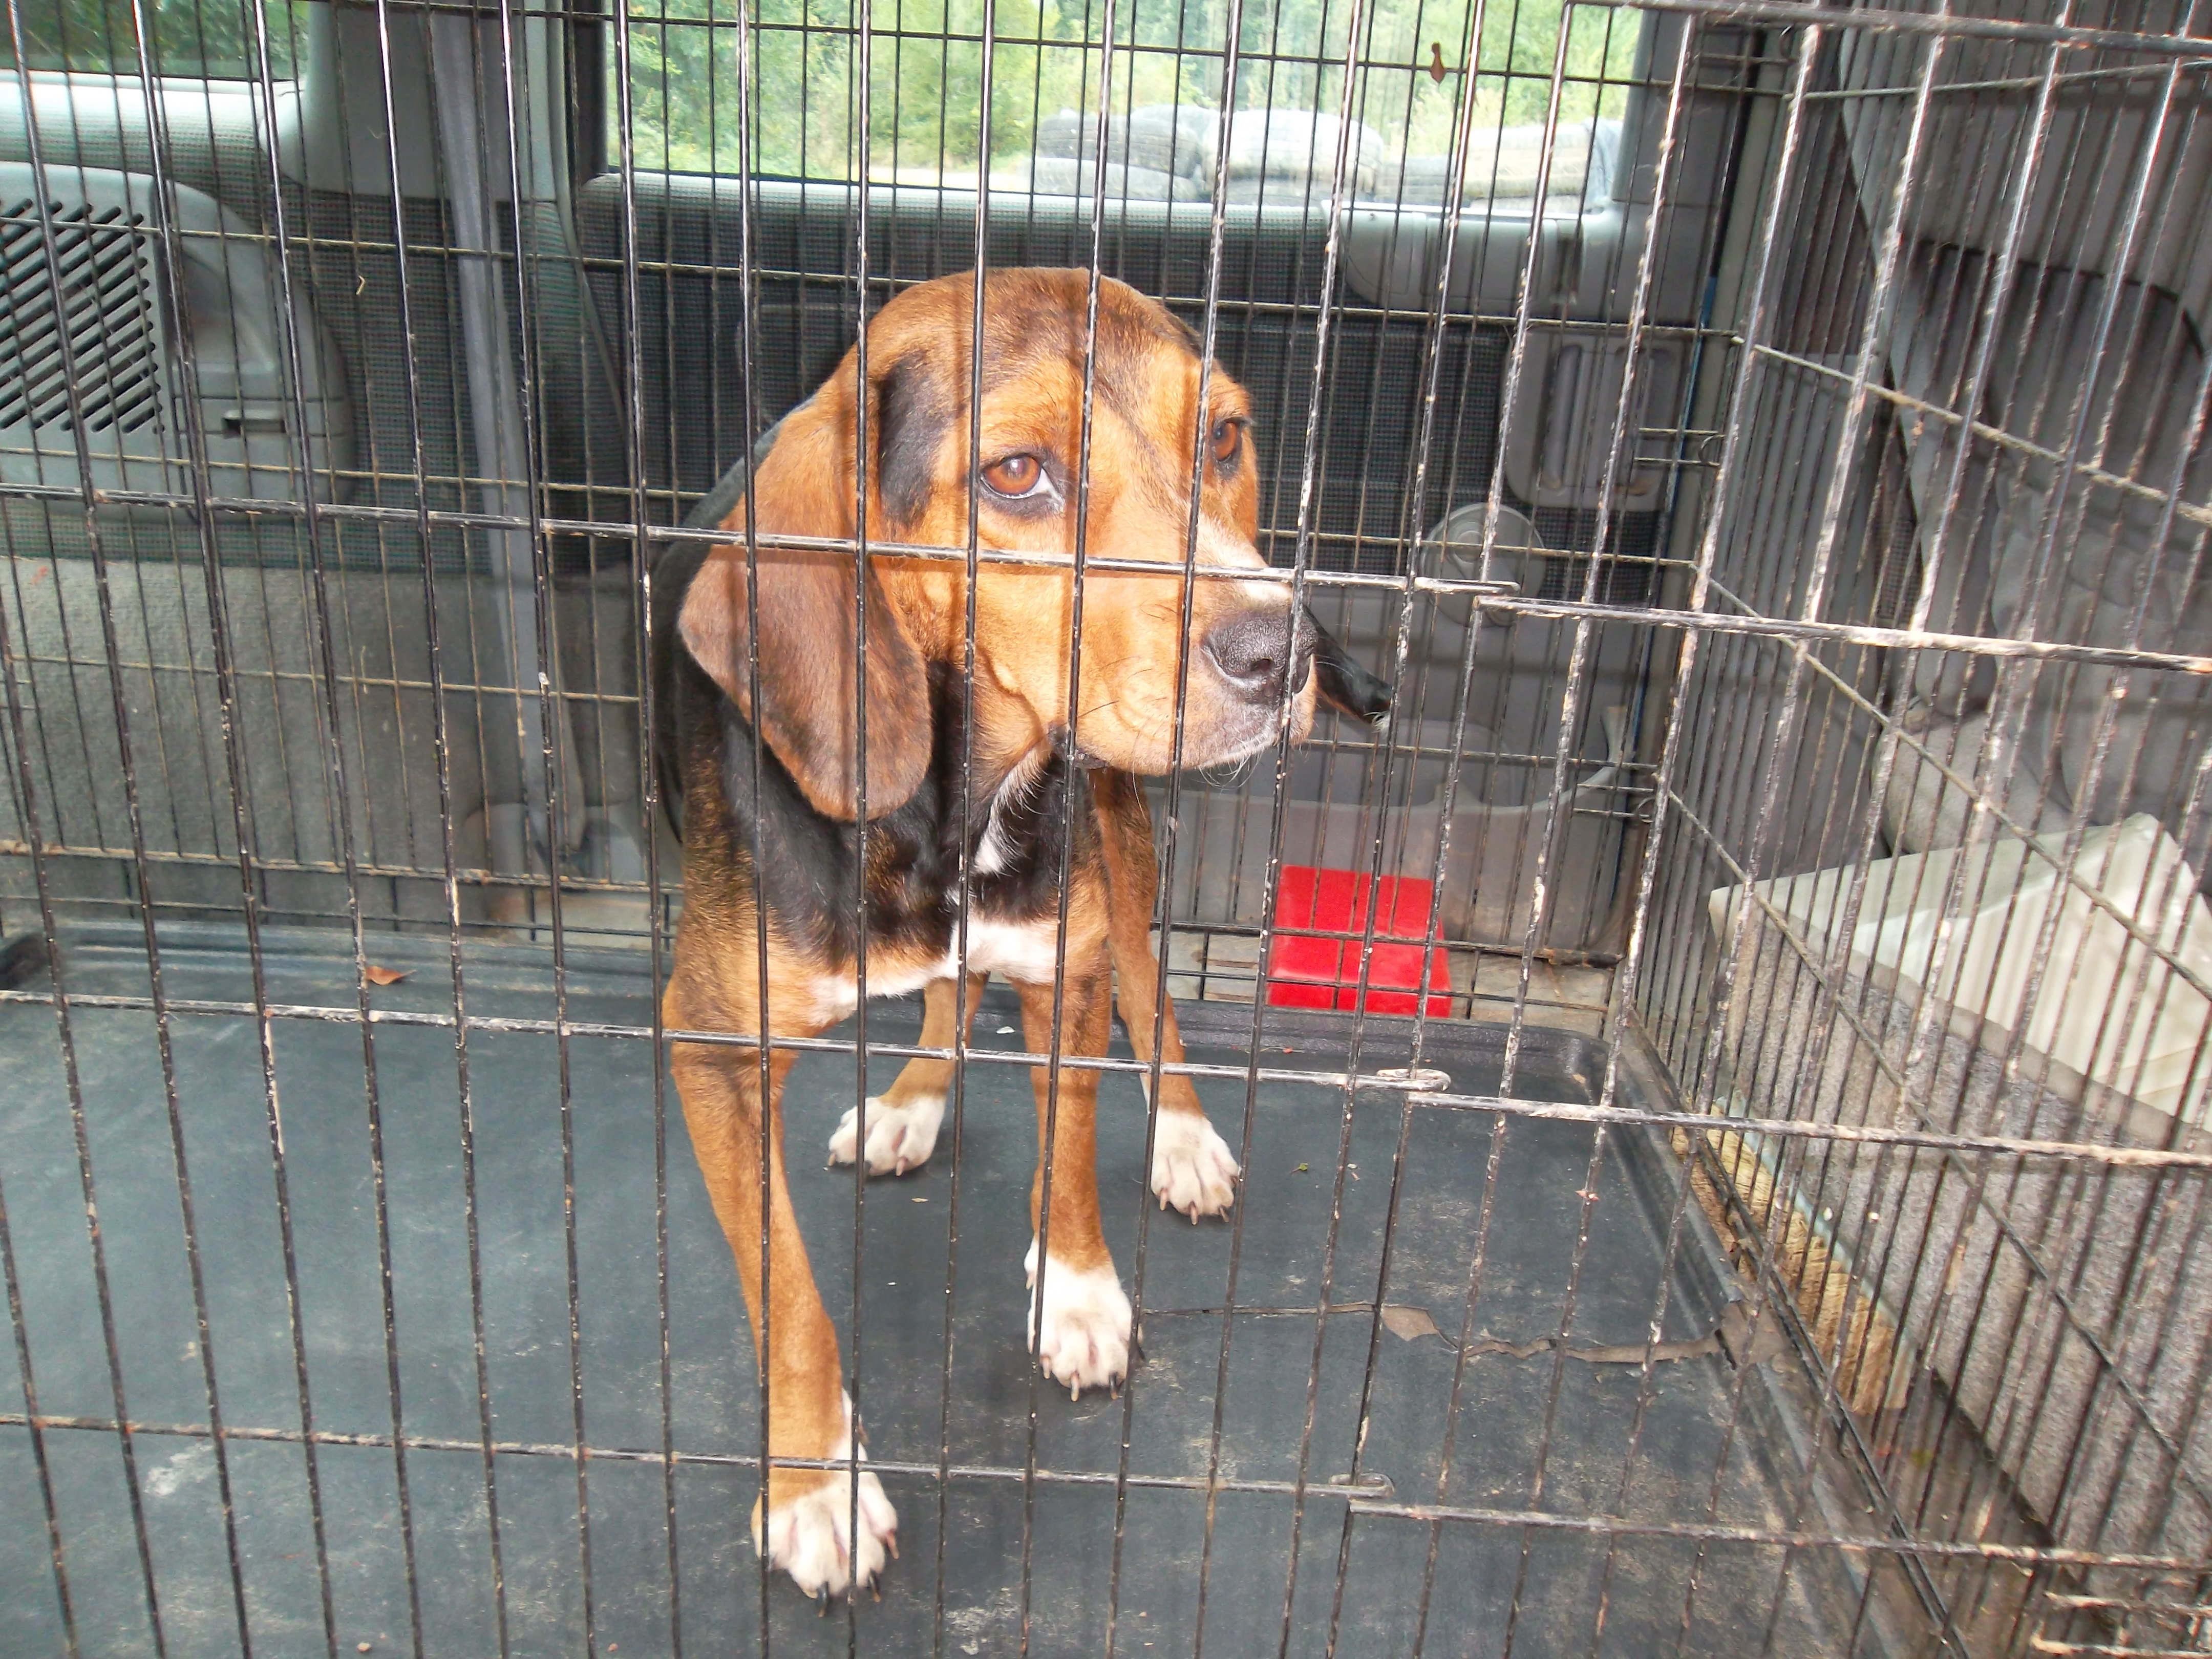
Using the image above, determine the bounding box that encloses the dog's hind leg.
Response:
[1017,934,1133,1396]
[1091,768,1241,1220]
[829,970,982,1175]
[666,968,897,1600]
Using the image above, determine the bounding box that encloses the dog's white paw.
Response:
[1150,1110,1240,1221]
[827,1093,943,1177]
[1024,1240,1132,1396]
[751,1402,898,1601]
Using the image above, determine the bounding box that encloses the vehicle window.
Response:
[618,0,1642,204]
[3,0,307,79]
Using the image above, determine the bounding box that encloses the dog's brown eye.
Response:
[1210,417,1242,466]
[982,453,1046,497]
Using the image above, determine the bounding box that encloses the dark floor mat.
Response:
[0,922,1886,1657]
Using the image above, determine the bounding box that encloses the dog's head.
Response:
[678,268,1316,820]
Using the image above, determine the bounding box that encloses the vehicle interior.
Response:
[6,0,2211,1650]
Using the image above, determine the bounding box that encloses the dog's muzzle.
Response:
[1202,604,1316,709]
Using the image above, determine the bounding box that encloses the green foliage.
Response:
[6,0,1636,176]
[621,0,1645,181]
[3,0,306,76]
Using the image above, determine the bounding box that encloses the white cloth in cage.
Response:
[1710,814,2212,1129]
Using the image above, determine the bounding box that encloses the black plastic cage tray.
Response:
[1,922,1889,1656]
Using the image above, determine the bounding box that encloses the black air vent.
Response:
[0,198,166,434]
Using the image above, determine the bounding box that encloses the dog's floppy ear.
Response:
[1310,610,1393,728]
[677,369,933,821]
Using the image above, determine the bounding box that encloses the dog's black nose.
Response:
[1204,605,1315,704]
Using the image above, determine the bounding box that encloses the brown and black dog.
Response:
[650,268,1386,1601]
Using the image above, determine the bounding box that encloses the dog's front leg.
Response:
[1091,770,1241,1220]
[666,976,896,1600]
[829,969,984,1176]
[1018,937,1133,1396]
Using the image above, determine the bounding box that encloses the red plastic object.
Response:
[1265,866,1453,1017]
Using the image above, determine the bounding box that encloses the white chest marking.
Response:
[958,914,1071,984]
[803,914,1069,1025]
[973,747,1050,877]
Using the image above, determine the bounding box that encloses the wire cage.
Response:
[3,0,2211,1651]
